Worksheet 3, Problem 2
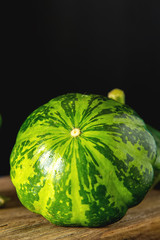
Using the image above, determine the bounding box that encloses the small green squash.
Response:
[108,88,160,187]
[10,93,157,227]
[0,115,6,207]
[146,125,160,186]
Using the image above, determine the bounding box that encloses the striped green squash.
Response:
[10,93,157,227]
[147,125,160,171]
[0,114,5,207]
[108,88,160,187]
[146,125,160,186]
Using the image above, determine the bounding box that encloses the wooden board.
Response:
[0,176,160,240]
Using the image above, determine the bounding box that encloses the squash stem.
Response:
[108,88,125,104]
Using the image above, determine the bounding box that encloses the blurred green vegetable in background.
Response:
[108,89,160,188]
[0,114,9,207]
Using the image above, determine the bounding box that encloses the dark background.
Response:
[1,1,160,175]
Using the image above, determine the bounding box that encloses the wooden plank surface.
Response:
[0,176,160,240]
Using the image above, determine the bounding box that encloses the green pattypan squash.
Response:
[10,92,158,227]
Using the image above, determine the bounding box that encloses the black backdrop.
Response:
[1,1,160,175]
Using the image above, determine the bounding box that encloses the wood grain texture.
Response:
[0,176,160,240]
